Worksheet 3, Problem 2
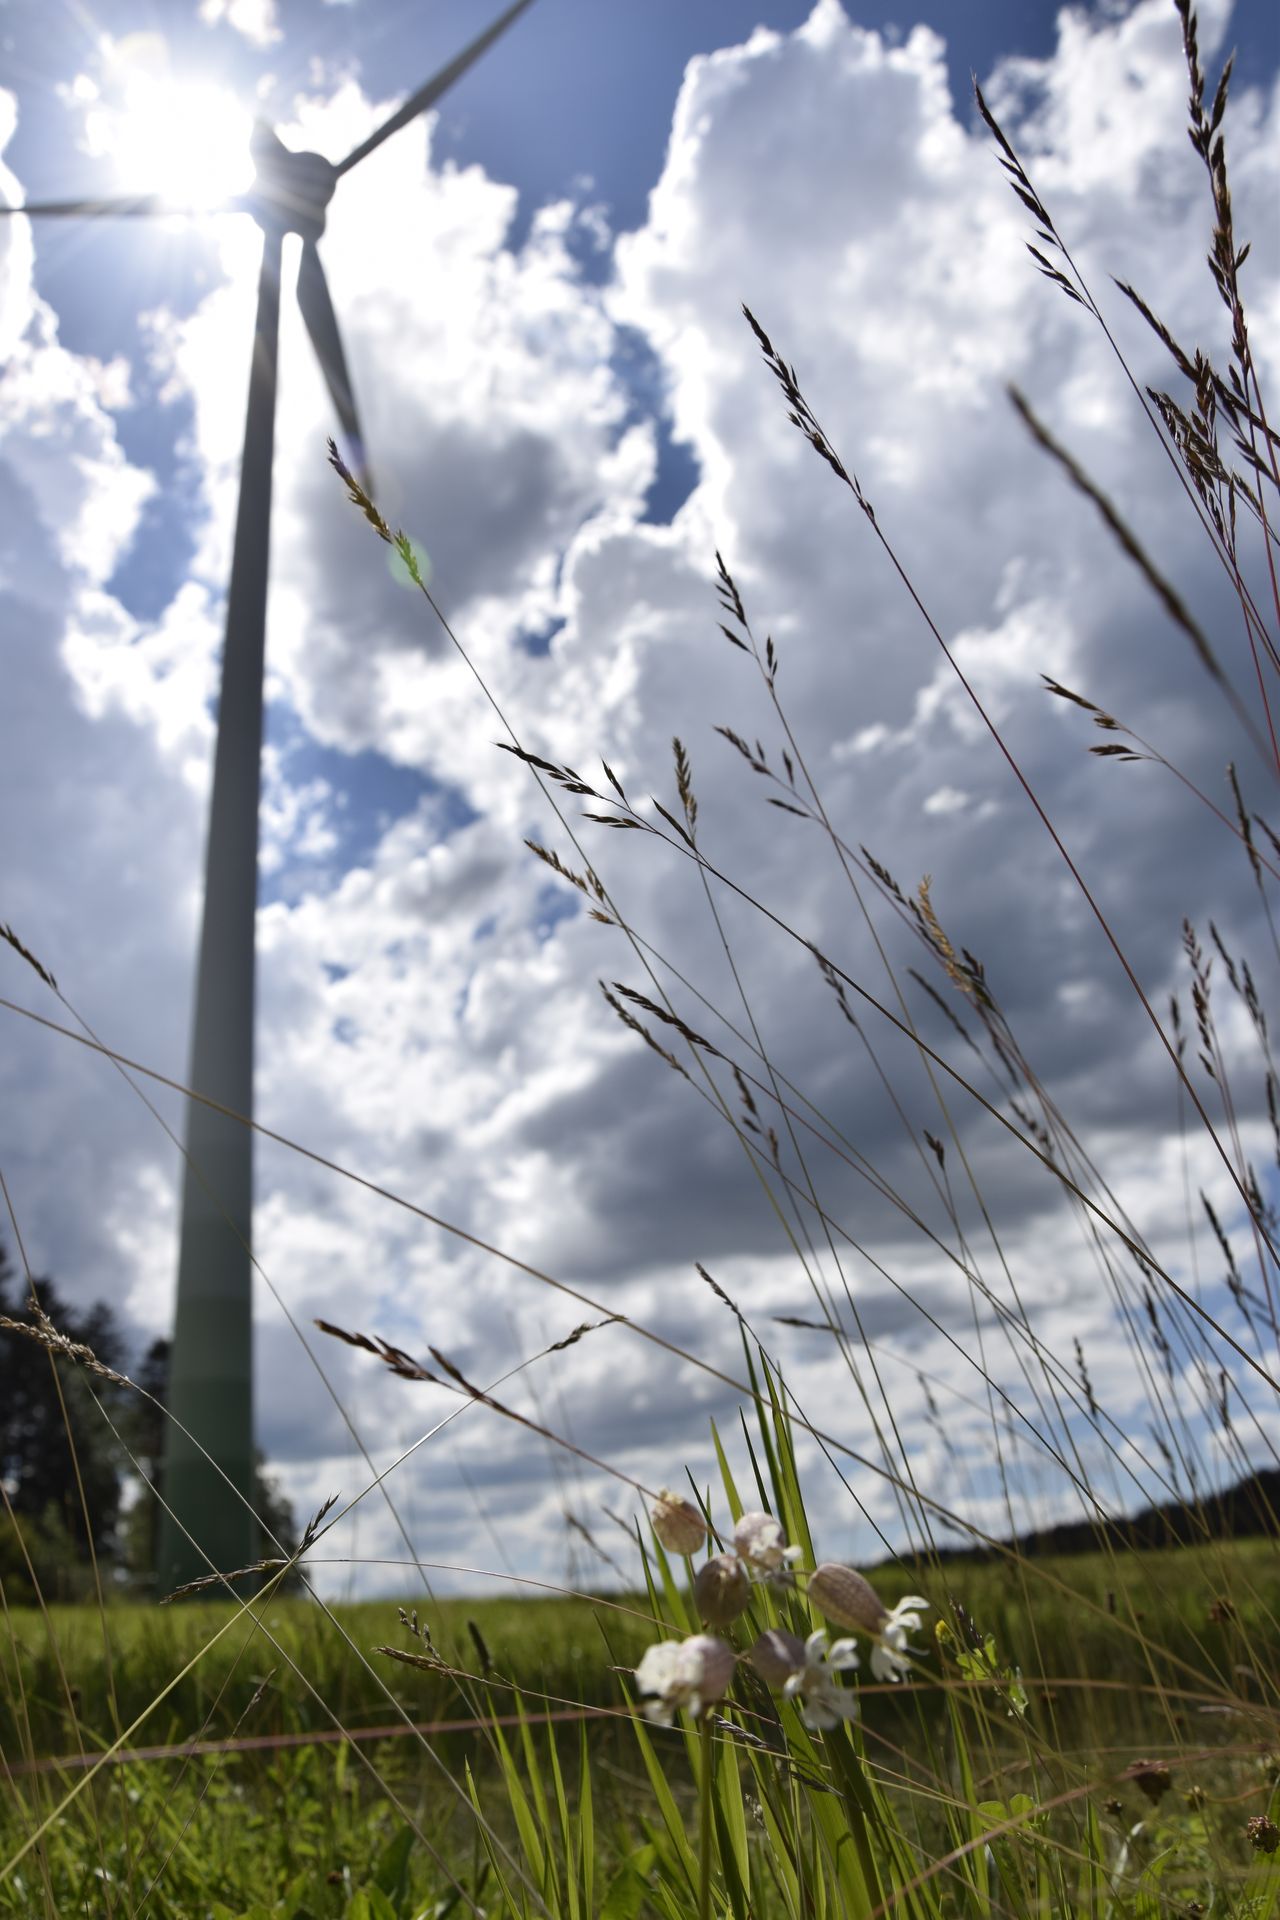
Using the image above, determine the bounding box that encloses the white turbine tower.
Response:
[1,0,536,1592]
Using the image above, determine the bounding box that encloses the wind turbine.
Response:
[2,0,536,1592]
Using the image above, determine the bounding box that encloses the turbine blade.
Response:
[334,0,536,178]
[296,237,372,495]
[0,192,253,218]
[0,193,235,218]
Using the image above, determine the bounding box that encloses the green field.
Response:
[4,1539,1277,1917]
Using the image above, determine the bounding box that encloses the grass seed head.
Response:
[1128,1759,1173,1804]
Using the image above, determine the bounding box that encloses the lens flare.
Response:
[388,534,432,590]
[87,34,255,209]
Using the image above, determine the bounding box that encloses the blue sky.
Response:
[1,0,1278,1594]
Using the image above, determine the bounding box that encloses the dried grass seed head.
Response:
[1128,1759,1173,1804]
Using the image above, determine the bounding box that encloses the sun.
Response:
[84,33,256,210]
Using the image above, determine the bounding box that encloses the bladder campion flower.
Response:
[747,1627,807,1688]
[871,1595,930,1681]
[749,1627,859,1729]
[808,1563,929,1681]
[650,1488,709,1555]
[733,1510,802,1579]
[694,1553,751,1627]
[787,1631,861,1730]
[634,1634,736,1724]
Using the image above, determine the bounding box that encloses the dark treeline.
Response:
[0,1244,296,1600]
[903,1466,1280,1569]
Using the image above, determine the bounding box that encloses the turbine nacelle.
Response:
[247,120,337,242]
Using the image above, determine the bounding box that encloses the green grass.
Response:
[0,1591,653,1758]
[4,1540,1277,1755]
[3,1542,1277,1916]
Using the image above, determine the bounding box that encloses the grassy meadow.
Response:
[2,1540,1278,1913]
[3,2,1280,1915]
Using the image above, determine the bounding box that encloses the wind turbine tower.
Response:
[158,0,537,1594]
[0,0,537,1593]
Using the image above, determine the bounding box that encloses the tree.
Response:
[0,1245,129,1600]
[0,1249,299,1600]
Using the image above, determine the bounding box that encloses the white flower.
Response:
[747,1627,807,1688]
[748,1628,860,1731]
[782,1631,861,1731]
[634,1634,736,1724]
[733,1510,802,1580]
[808,1564,929,1683]
[869,1596,930,1683]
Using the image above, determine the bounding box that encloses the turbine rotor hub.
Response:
[247,122,337,242]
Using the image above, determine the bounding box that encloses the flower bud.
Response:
[650,1488,708,1556]
[685,1633,738,1704]
[747,1628,806,1689]
[1246,1815,1279,1855]
[807,1564,889,1635]
[694,1554,751,1627]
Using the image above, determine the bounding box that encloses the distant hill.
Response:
[899,1466,1280,1566]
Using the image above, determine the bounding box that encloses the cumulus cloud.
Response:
[1,2,1277,1594]
[198,0,281,49]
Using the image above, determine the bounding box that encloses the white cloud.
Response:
[198,0,282,50]
[0,103,35,361]
[1,3,1277,1595]
[922,786,968,815]
[0,301,154,584]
